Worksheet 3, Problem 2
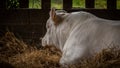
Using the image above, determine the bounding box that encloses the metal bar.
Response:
[85,0,95,8]
[0,0,6,8]
[107,0,116,9]
[42,0,51,9]
[19,0,29,8]
[63,0,72,10]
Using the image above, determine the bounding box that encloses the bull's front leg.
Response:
[59,44,88,65]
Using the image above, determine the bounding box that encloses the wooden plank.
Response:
[0,0,6,8]
[0,9,120,43]
[65,9,120,20]
[85,0,95,8]
[107,0,116,9]
[29,9,49,24]
[63,0,72,9]
[19,0,29,8]
[0,24,44,38]
[41,0,51,9]
[0,9,29,25]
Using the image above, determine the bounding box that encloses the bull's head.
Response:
[42,8,68,48]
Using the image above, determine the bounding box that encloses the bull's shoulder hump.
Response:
[72,11,95,16]
[67,11,97,22]
[71,11,97,19]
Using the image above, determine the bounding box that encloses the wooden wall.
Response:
[0,0,120,44]
[0,9,49,43]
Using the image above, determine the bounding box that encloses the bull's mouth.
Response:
[41,37,58,50]
[41,38,55,47]
[41,40,54,47]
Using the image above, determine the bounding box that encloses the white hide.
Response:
[42,9,120,65]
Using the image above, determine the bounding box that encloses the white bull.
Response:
[42,8,120,65]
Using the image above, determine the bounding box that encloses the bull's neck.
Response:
[56,21,76,52]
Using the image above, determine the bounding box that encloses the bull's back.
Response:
[87,18,120,53]
[60,12,120,64]
[70,16,120,54]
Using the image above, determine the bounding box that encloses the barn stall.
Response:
[0,0,120,68]
[0,0,120,44]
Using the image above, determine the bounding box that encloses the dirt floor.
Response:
[0,32,120,68]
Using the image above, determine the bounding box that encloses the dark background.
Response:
[0,0,120,45]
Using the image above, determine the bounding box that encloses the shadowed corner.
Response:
[0,61,14,68]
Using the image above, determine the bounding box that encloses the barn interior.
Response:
[0,0,120,68]
[0,0,120,44]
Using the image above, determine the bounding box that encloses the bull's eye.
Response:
[46,22,50,29]
[47,25,49,28]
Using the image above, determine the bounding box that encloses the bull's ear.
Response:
[50,8,56,21]
[50,8,63,25]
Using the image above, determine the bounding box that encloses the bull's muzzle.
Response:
[41,38,47,47]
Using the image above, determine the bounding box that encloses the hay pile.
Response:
[0,32,27,61]
[0,32,61,68]
[0,32,120,68]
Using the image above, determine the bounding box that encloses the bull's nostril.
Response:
[41,38,47,46]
